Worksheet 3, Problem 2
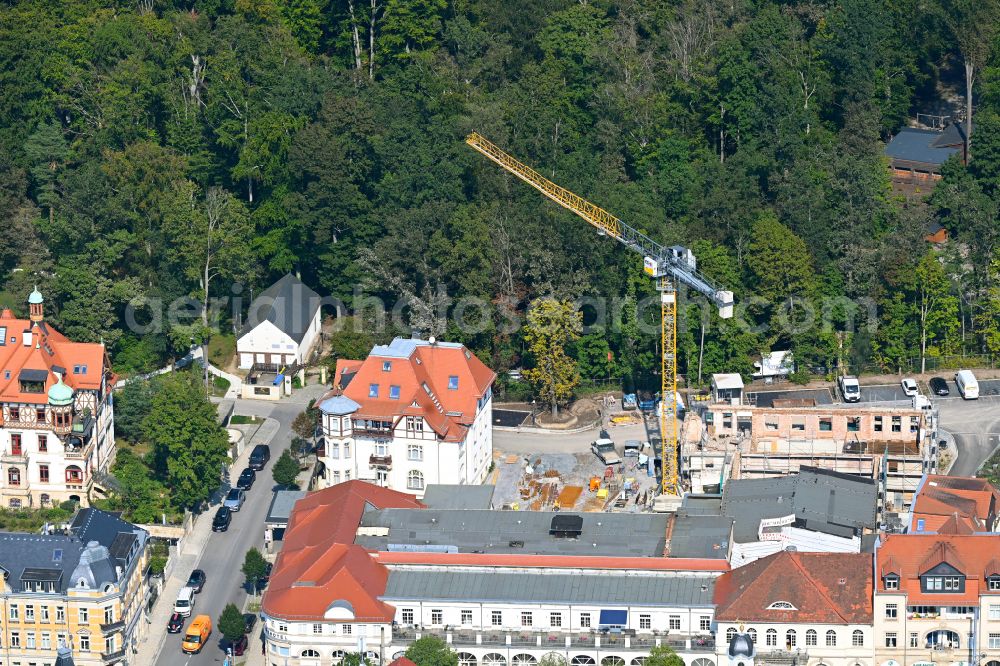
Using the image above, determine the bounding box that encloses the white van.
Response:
[838,375,861,402]
[955,370,979,399]
[174,586,195,617]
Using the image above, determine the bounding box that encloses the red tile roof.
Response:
[330,339,496,442]
[262,481,423,621]
[0,310,109,404]
[876,534,1000,603]
[714,551,872,624]
[911,475,999,532]
[373,551,731,571]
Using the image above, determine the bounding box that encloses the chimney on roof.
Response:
[23,328,32,347]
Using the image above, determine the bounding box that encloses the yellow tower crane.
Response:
[466,132,734,494]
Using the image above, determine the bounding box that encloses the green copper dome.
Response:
[28,287,43,305]
[48,376,73,406]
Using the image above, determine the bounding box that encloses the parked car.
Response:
[591,439,621,466]
[243,613,257,635]
[181,615,212,654]
[167,613,185,634]
[901,378,919,397]
[837,375,861,402]
[237,467,256,491]
[186,570,206,593]
[173,587,195,617]
[256,562,274,592]
[225,633,249,656]
[249,444,271,470]
[623,440,644,457]
[212,506,232,532]
[224,488,246,512]
[955,370,980,399]
[929,377,950,396]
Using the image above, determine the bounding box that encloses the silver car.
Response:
[223,488,246,512]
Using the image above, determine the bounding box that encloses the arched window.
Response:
[65,466,83,483]
[512,655,537,666]
[691,660,715,666]
[541,654,564,666]
[786,630,796,648]
[407,469,424,490]
[806,629,817,646]
[331,650,346,663]
[852,630,864,647]
[601,658,624,666]
[726,628,737,642]
[8,468,20,486]
[748,628,757,643]
[458,654,477,666]
[766,629,777,647]
[302,649,320,657]
[40,493,50,506]
[767,601,796,610]
[483,656,506,666]
[826,630,836,647]
[571,658,596,666]
[631,659,647,666]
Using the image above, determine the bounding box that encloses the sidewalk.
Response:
[136,416,279,666]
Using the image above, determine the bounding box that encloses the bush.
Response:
[149,555,168,576]
[788,369,811,386]
[272,450,300,488]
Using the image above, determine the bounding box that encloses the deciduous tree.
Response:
[523,298,582,417]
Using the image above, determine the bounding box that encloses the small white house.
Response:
[237,274,322,369]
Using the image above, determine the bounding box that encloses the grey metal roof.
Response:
[266,489,307,525]
[421,485,495,511]
[680,495,723,516]
[71,508,145,569]
[667,514,732,559]
[884,128,961,166]
[720,466,877,543]
[383,569,716,607]
[0,534,84,594]
[355,509,669,557]
[239,274,321,342]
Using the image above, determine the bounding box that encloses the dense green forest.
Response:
[2,0,1000,390]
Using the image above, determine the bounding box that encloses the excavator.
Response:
[466,132,734,495]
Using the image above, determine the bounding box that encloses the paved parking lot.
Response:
[858,384,910,403]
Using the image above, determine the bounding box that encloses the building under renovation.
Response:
[682,375,936,513]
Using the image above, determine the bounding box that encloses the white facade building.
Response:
[317,338,495,496]
[237,274,322,369]
[0,290,116,508]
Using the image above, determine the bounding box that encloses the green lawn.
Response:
[230,415,262,425]
[208,333,236,368]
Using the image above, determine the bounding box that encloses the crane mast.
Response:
[466,132,734,495]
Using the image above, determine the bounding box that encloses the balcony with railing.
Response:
[758,649,810,665]
[369,454,393,469]
[101,648,126,663]
[100,619,125,634]
[390,628,714,652]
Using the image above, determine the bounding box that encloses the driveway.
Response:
[153,385,327,666]
[937,391,1000,476]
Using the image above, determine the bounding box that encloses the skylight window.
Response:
[369,384,379,398]
[448,375,459,390]
[389,385,400,400]
[52,549,62,563]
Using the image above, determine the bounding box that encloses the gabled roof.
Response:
[713,551,872,624]
[911,475,999,533]
[239,274,321,343]
[262,481,423,622]
[876,534,1000,602]
[328,338,496,443]
[885,127,962,166]
[0,309,108,403]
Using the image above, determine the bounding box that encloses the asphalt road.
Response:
[936,389,1000,476]
[156,387,325,666]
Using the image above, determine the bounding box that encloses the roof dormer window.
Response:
[885,575,899,590]
[766,601,797,610]
[988,576,1000,591]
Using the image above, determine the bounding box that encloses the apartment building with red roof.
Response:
[316,337,496,496]
[874,534,1000,666]
[0,289,116,508]
[909,474,1000,533]
[261,481,729,666]
[713,551,873,666]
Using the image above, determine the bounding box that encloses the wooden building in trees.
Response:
[884,123,969,196]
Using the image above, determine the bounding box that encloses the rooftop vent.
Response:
[508,540,524,548]
[550,514,583,538]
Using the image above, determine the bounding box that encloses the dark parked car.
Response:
[212,506,232,532]
[242,613,257,635]
[249,444,271,471]
[237,467,256,491]
[186,570,206,593]
[929,377,950,396]
[167,613,185,634]
[225,633,248,656]
[256,562,274,591]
